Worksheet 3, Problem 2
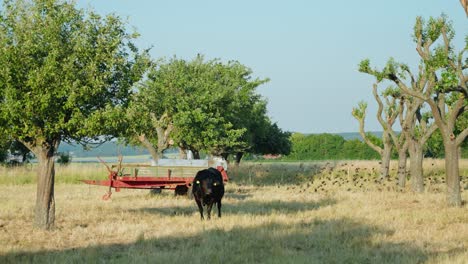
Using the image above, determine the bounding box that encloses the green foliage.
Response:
[382,86,401,98]
[56,152,72,165]
[351,101,367,120]
[124,55,276,158]
[364,132,384,149]
[0,0,150,152]
[426,130,444,158]
[413,15,454,47]
[358,59,372,74]
[340,139,380,160]
[286,133,379,160]
[251,122,291,155]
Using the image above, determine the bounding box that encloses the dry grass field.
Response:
[1,160,467,263]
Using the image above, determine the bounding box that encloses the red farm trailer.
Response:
[82,157,229,200]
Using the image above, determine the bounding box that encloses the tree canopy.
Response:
[122,55,286,162]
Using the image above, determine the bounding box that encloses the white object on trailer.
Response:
[150,157,228,171]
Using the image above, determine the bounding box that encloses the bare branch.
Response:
[420,124,438,145]
[426,97,449,136]
[373,84,388,131]
[448,96,467,131]
[456,127,468,146]
[352,101,383,155]
[390,73,428,101]
[402,67,416,88]
[461,0,468,17]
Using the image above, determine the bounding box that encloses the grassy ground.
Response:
[0,160,467,263]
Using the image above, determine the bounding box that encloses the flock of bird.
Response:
[279,162,468,194]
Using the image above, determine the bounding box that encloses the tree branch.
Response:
[420,124,438,145]
[389,73,428,101]
[456,127,468,146]
[460,0,468,17]
[352,105,383,155]
[448,96,466,132]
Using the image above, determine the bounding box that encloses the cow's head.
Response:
[195,177,221,196]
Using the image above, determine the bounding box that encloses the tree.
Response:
[172,57,266,159]
[122,58,185,161]
[360,15,467,206]
[0,136,10,163]
[373,85,411,187]
[359,66,438,192]
[380,87,410,188]
[124,55,270,161]
[0,0,149,229]
[352,97,397,179]
[249,122,291,161]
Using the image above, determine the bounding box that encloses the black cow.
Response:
[192,167,225,220]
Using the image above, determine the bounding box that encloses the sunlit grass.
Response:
[0,160,467,263]
[0,163,107,185]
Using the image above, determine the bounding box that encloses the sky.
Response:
[77,0,467,134]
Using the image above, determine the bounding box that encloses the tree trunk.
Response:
[192,149,200,160]
[22,152,29,163]
[408,142,424,193]
[235,152,243,166]
[444,140,461,206]
[380,143,392,179]
[138,134,159,161]
[155,124,172,158]
[33,140,59,230]
[178,147,187,159]
[397,149,407,188]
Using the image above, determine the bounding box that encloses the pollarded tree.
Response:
[360,15,467,206]
[360,66,438,192]
[0,0,149,229]
[372,85,411,187]
[352,91,397,179]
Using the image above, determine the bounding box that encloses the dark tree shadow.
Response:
[2,217,451,264]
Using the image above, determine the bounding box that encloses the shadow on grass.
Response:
[128,198,337,218]
[2,217,447,264]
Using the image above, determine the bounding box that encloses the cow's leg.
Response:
[206,202,213,220]
[217,200,222,218]
[195,198,204,220]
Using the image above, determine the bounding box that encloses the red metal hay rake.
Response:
[82,156,228,200]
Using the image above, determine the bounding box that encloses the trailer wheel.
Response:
[174,185,188,196]
[150,188,162,195]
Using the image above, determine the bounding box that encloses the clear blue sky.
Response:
[78,0,467,134]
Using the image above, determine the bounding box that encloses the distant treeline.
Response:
[283,133,380,160]
[280,132,467,161]
[2,132,466,163]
